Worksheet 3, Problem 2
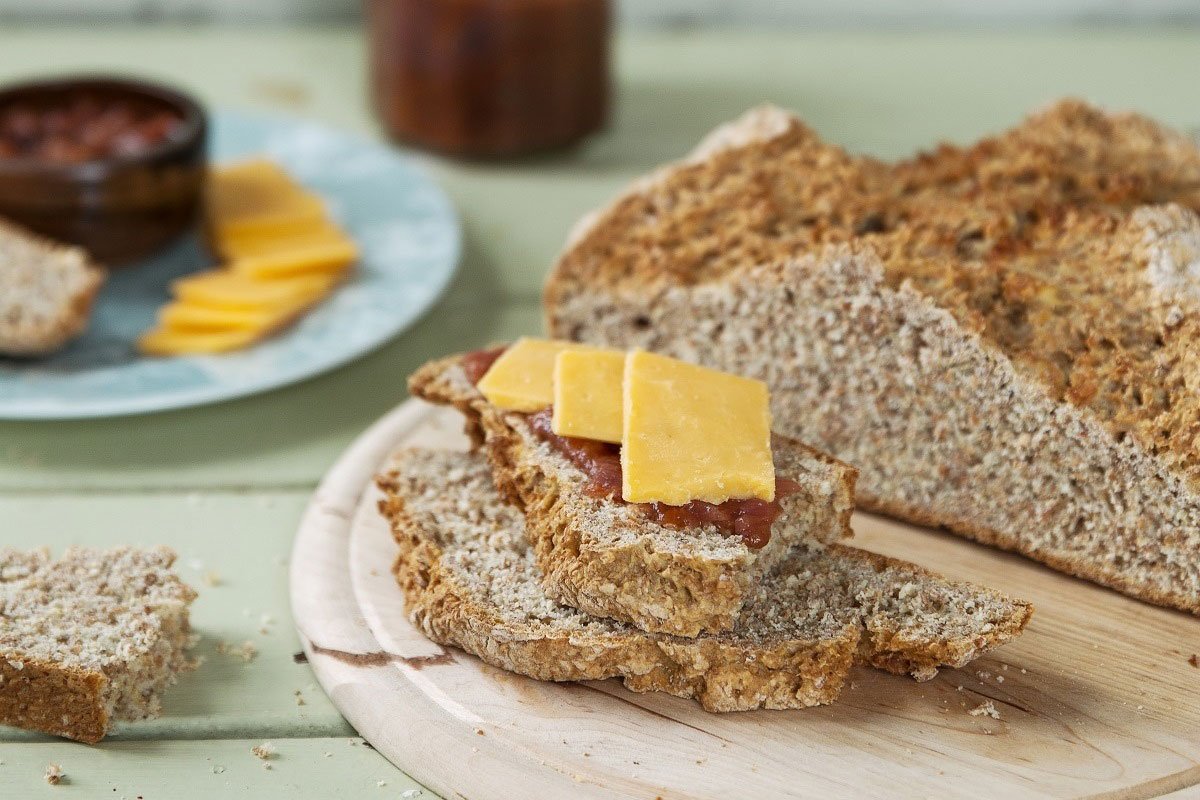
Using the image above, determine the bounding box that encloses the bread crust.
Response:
[0,659,109,744]
[544,101,1200,615]
[409,353,857,637]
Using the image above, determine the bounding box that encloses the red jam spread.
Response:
[461,346,506,384]
[0,92,184,164]
[527,411,800,549]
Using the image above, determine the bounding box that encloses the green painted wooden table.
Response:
[1,24,1198,797]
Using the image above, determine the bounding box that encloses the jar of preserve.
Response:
[367,0,610,157]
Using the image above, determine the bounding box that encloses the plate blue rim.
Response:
[0,110,460,421]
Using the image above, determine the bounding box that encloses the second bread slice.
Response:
[410,352,856,637]
[377,448,1032,711]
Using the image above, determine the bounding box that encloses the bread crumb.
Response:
[969,700,1000,720]
[976,670,992,680]
[401,791,423,799]
[262,763,272,771]
[1189,654,1198,668]
[261,613,275,625]
[216,640,258,663]
[44,763,64,785]
[258,626,270,635]
[1021,668,1027,674]
[1001,664,1009,671]
[996,675,1005,683]
[212,766,225,774]
[377,780,387,787]
[202,572,221,587]
[294,690,306,706]
[251,742,277,760]
[475,728,484,736]
[324,752,332,758]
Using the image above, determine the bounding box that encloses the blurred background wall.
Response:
[1,0,1199,27]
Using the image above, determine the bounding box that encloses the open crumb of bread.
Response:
[0,219,105,357]
[0,546,197,743]
[378,448,1031,712]
[409,352,857,637]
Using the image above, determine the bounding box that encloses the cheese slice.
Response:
[208,159,315,214]
[477,337,597,412]
[211,208,329,241]
[551,348,626,443]
[207,159,328,238]
[217,220,351,259]
[621,350,775,505]
[227,239,358,280]
[157,300,304,332]
[171,271,339,311]
[138,326,266,356]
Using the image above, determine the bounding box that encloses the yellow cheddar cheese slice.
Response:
[171,271,339,311]
[208,159,313,212]
[227,239,358,280]
[217,220,351,259]
[551,348,626,443]
[477,337,597,412]
[621,350,774,506]
[138,326,266,356]
[207,159,328,238]
[157,300,304,332]
[210,158,298,191]
[210,208,329,242]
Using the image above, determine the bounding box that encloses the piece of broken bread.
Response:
[0,546,197,743]
[0,218,104,357]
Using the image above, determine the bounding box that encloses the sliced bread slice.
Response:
[0,219,105,357]
[543,100,1200,615]
[409,352,857,637]
[377,448,1032,711]
[0,546,197,743]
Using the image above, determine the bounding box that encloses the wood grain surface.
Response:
[291,400,1200,800]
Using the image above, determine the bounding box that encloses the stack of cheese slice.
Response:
[476,337,777,506]
[139,159,358,356]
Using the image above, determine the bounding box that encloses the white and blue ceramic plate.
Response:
[0,111,460,420]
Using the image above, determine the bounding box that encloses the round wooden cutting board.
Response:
[290,399,1200,800]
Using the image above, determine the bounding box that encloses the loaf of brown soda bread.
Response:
[377,448,1031,711]
[409,352,856,637]
[543,100,1200,615]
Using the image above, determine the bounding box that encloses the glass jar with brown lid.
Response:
[367,0,610,157]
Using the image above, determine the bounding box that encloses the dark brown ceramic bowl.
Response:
[0,75,207,265]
